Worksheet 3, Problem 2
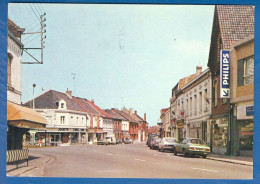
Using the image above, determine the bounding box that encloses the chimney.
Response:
[144,113,146,121]
[196,66,202,74]
[66,88,72,98]
[129,108,133,115]
[134,110,137,115]
[91,99,94,104]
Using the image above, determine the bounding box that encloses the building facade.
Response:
[207,5,254,155]
[230,35,254,156]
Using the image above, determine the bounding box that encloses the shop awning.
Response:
[7,101,47,129]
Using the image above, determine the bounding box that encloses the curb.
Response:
[207,157,253,166]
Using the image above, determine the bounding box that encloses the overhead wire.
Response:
[24,33,41,45]
[29,4,41,23]
[36,3,44,15]
[32,3,41,17]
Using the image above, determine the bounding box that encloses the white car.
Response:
[158,137,178,152]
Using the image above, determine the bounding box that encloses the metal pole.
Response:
[41,15,43,64]
[33,84,36,110]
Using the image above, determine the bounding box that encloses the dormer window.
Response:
[58,99,67,109]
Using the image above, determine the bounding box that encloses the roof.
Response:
[217,5,254,50]
[116,110,138,123]
[105,109,128,121]
[72,97,99,115]
[132,113,145,122]
[7,101,47,126]
[24,90,85,112]
[86,100,113,119]
[161,108,169,114]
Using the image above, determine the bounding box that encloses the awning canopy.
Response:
[7,101,47,129]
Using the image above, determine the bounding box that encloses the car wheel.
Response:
[202,155,207,159]
[183,149,187,157]
[174,149,177,156]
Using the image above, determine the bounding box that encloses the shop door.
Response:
[202,122,207,142]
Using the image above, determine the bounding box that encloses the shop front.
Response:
[232,105,254,156]
[37,128,87,144]
[176,120,184,142]
[7,101,47,150]
[210,116,229,155]
[87,128,103,143]
[189,122,201,139]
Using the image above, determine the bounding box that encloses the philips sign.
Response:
[220,50,230,98]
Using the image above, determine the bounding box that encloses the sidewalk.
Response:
[6,152,55,177]
[207,153,253,166]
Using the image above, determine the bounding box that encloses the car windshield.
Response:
[189,139,205,145]
[164,138,177,143]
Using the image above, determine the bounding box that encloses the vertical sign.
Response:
[220,50,230,98]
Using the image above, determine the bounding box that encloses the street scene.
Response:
[6,3,254,179]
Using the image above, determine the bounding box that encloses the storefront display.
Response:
[239,120,253,150]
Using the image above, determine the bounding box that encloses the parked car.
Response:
[150,138,161,150]
[147,133,158,148]
[174,138,210,158]
[158,137,178,152]
[105,134,116,145]
[97,139,109,145]
[125,139,133,144]
[116,139,122,145]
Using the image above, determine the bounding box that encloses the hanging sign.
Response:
[220,50,230,98]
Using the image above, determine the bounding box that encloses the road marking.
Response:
[135,158,145,162]
[192,167,219,173]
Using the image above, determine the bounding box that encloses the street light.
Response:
[33,84,36,110]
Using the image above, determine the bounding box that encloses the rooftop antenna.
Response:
[71,73,76,94]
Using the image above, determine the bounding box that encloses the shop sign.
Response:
[246,106,254,116]
[216,118,228,127]
[237,105,254,119]
[220,50,230,98]
[58,128,68,131]
[177,121,184,127]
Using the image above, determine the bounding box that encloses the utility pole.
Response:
[33,84,36,110]
[22,12,46,64]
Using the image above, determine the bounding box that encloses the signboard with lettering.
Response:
[246,106,254,116]
[220,50,230,98]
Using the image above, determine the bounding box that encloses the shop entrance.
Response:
[202,122,207,142]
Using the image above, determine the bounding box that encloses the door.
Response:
[202,122,207,143]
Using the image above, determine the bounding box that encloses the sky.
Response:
[8,3,215,126]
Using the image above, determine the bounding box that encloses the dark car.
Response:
[150,138,162,150]
[116,139,122,145]
[147,133,158,148]
[125,139,133,144]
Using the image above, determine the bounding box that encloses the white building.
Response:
[181,68,212,145]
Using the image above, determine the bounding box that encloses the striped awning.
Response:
[7,101,47,129]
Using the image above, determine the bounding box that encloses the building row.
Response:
[23,89,148,145]
[160,5,254,157]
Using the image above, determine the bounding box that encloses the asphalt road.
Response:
[28,143,253,179]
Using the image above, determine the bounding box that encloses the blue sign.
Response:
[220,50,230,98]
[246,106,254,116]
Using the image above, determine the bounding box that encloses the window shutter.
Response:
[237,60,244,86]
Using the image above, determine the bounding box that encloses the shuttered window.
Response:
[7,54,12,85]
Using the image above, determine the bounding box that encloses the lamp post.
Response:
[33,84,36,110]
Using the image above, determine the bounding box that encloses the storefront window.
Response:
[239,121,253,150]
[212,124,228,147]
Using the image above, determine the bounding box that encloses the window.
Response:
[238,56,254,86]
[60,116,65,124]
[190,97,192,116]
[61,103,64,108]
[7,53,12,85]
[194,95,197,115]
[204,89,208,111]
[199,92,202,114]
[214,80,218,107]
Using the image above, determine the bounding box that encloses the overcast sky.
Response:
[8,3,214,126]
